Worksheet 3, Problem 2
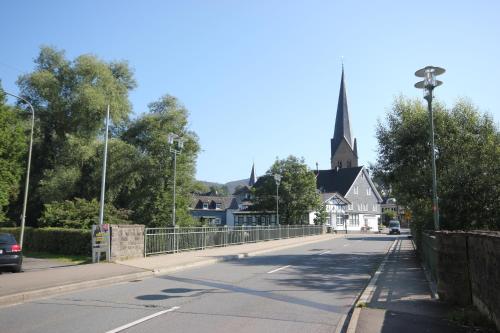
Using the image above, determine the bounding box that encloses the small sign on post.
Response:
[92,224,110,263]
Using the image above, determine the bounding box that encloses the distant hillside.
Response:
[198,178,250,195]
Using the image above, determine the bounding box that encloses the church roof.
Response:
[332,67,354,153]
[249,163,256,187]
[315,166,363,196]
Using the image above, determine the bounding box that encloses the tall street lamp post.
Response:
[4,92,35,249]
[273,174,281,226]
[168,133,184,228]
[415,66,445,230]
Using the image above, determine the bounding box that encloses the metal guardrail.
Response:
[145,225,324,256]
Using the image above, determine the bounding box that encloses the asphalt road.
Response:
[0,234,395,333]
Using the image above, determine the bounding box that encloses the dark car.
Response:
[0,233,23,273]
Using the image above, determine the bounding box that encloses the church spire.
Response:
[330,66,358,169]
[333,66,353,148]
[248,163,256,187]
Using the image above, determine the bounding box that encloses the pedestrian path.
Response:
[354,238,470,333]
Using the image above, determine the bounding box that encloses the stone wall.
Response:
[433,231,500,331]
[110,224,144,261]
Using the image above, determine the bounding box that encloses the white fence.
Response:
[144,225,324,256]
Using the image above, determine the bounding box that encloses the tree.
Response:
[253,156,321,224]
[0,87,28,224]
[15,46,136,224]
[374,96,500,234]
[122,95,200,227]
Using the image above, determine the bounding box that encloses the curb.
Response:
[0,234,339,307]
[0,270,153,308]
[341,238,398,333]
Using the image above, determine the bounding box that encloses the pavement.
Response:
[348,236,489,333]
[0,233,344,307]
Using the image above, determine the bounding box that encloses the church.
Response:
[315,67,383,232]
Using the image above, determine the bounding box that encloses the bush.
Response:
[39,198,132,229]
[0,227,91,256]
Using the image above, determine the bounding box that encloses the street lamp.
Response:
[4,92,35,249]
[273,174,281,226]
[415,66,445,230]
[168,133,184,228]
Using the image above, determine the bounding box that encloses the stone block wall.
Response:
[110,224,145,261]
[467,232,500,331]
[433,231,500,331]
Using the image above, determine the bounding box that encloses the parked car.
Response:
[0,233,23,273]
[388,220,401,235]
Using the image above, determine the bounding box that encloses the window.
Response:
[373,204,377,212]
[348,204,353,210]
[348,214,359,226]
[212,218,221,225]
[216,203,222,209]
[354,186,359,195]
[347,160,351,167]
[202,203,209,209]
[367,188,371,196]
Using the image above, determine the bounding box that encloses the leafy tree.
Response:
[15,46,136,224]
[38,198,131,229]
[122,95,200,227]
[383,210,397,225]
[374,96,500,234]
[253,156,321,224]
[313,204,328,225]
[0,87,28,224]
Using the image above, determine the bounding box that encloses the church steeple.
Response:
[331,66,358,169]
[248,163,256,187]
[333,66,353,148]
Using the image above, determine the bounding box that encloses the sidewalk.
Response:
[0,233,339,307]
[351,237,474,333]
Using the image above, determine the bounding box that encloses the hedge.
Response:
[0,227,91,256]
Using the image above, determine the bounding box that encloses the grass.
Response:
[23,251,91,265]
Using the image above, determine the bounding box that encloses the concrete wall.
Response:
[110,224,145,261]
[432,231,500,331]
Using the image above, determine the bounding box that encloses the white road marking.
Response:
[105,306,180,333]
[267,265,291,274]
[319,250,331,255]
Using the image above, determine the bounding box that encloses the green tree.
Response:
[253,156,321,224]
[122,95,200,227]
[313,204,328,225]
[0,87,28,224]
[374,96,500,234]
[15,46,136,224]
[39,198,131,229]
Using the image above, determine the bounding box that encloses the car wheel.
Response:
[11,265,22,273]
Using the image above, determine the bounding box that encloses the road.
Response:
[0,234,395,333]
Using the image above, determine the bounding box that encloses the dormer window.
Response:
[203,203,209,209]
[216,203,222,210]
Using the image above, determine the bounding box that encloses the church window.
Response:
[347,160,351,167]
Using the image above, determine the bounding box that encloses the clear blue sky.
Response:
[1,0,499,183]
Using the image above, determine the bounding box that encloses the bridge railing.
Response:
[144,225,324,256]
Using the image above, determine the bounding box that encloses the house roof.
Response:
[315,166,363,196]
[321,192,351,205]
[191,195,239,210]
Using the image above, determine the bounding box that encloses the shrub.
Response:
[0,227,91,256]
[38,198,132,229]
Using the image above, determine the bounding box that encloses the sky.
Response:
[1,0,499,184]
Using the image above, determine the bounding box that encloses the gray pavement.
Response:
[354,235,479,333]
[0,234,395,333]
